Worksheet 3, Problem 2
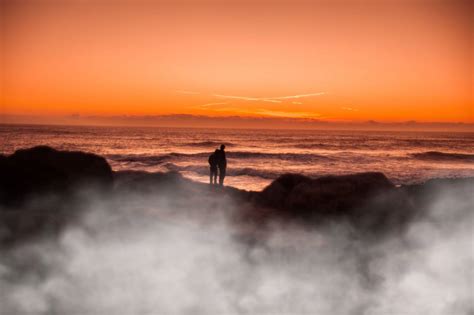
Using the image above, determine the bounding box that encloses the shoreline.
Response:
[1,146,473,314]
[1,146,473,247]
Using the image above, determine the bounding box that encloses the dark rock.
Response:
[257,172,414,236]
[259,172,394,212]
[0,146,113,245]
[0,146,471,245]
[0,146,113,206]
[258,173,312,208]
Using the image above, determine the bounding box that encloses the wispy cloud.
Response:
[187,102,229,111]
[176,90,325,103]
[192,104,321,119]
[213,94,281,103]
[213,92,326,103]
[199,102,228,108]
[254,109,322,119]
[181,90,325,119]
[267,92,326,100]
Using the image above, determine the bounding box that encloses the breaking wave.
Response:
[183,141,234,147]
[163,163,280,179]
[105,154,172,165]
[411,151,474,162]
[106,151,332,164]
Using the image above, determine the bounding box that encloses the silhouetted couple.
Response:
[208,144,227,186]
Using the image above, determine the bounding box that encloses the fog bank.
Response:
[1,178,472,315]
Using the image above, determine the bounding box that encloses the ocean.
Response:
[1,124,473,190]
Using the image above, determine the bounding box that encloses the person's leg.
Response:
[210,168,213,184]
[214,169,219,184]
[219,167,226,186]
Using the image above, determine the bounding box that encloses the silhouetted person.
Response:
[208,149,219,185]
[216,144,227,186]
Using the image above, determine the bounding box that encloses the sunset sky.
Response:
[1,0,472,128]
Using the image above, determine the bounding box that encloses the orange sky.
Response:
[1,0,472,127]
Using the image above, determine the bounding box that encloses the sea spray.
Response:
[1,176,472,314]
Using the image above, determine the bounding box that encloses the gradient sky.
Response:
[1,0,472,126]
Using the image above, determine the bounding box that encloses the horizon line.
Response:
[1,114,473,132]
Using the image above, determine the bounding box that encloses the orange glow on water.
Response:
[1,0,472,126]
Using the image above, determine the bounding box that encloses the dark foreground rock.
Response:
[0,146,113,206]
[258,172,395,215]
[0,146,472,246]
[253,172,415,236]
[0,146,113,244]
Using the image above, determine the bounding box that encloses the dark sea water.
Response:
[1,124,473,190]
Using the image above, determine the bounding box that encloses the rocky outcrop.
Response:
[259,172,393,212]
[257,172,414,236]
[0,146,471,245]
[0,146,113,206]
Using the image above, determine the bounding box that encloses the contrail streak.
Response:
[213,92,326,103]
[268,92,326,100]
[213,94,281,103]
[201,102,228,107]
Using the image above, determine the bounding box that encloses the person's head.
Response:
[220,144,226,150]
[215,149,219,154]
